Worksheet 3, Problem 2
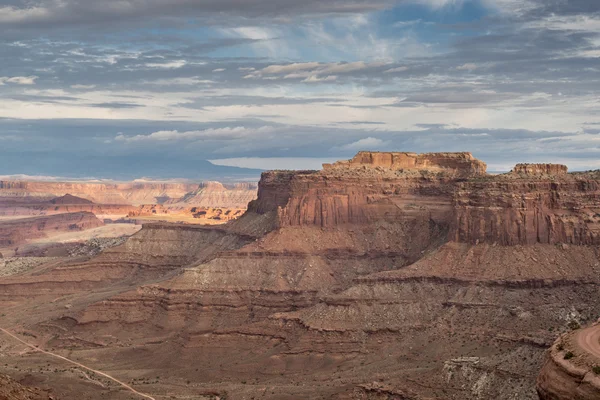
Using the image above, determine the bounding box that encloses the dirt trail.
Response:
[0,327,156,400]
[575,324,600,360]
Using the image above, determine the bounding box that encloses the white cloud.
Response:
[384,66,409,73]
[71,84,96,89]
[145,60,186,69]
[456,63,478,71]
[303,75,338,83]
[247,61,386,81]
[0,76,38,85]
[338,137,389,151]
[114,126,277,143]
[212,68,226,72]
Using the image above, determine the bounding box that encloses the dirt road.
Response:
[0,327,156,400]
[575,324,600,360]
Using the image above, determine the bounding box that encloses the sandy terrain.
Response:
[29,224,141,244]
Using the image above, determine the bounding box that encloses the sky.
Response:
[1,0,600,179]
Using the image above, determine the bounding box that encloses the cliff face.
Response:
[537,325,600,400]
[251,154,600,246]
[452,177,600,245]
[512,163,569,176]
[5,151,600,400]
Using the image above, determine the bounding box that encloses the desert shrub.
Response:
[568,321,581,330]
[564,351,575,360]
[593,366,600,375]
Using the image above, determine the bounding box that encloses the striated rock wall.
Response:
[452,178,600,245]
[537,327,600,400]
[512,163,568,176]
[240,155,600,247]
[0,212,104,247]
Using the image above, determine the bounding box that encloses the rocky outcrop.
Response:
[537,326,600,400]
[6,152,600,400]
[128,204,244,223]
[0,374,52,400]
[49,194,93,205]
[452,175,600,245]
[0,212,104,247]
[324,151,487,176]
[512,164,568,176]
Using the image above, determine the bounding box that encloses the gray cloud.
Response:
[0,0,394,30]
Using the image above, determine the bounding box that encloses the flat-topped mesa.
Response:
[324,151,487,176]
[511,163,568,176]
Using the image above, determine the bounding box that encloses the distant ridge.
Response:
[49,194,94,205]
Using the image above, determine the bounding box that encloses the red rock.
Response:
[512,163,568,175]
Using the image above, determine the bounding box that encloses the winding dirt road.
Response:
[575,324,600,360]
[0,327,156,400]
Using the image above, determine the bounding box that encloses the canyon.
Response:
[0,151,598,399]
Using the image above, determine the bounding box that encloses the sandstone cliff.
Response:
[537,324,600,400]
[324,151,487,176]
[4,152,600,400]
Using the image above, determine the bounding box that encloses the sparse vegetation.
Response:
[564,351,575,360]
[568,321,581,330]
[593,366,600,375]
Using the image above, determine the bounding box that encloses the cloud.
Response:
[114,126,277,143]
[0,75,38,85]
[384,66,409,73]
[246,61,387,81]
[338,137,389,151]
[0,0,396,29]
[456,63,478,71]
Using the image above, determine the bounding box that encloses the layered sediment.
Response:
[537,325,600,400]
[0,180,257,207]
[0,212,103,247]
[3,151,600,400]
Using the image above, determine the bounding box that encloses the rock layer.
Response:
[3,152,600,400]
[324,151,487,176]
[0,212,103,247]
[0,180,257,207]
[512,164,568,176]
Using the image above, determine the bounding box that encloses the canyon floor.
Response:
[1,152,599,400]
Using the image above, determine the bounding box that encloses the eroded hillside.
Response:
[1,151,599,399]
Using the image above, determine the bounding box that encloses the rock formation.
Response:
[2,152,600,400]
[537,324,600,400]
[49,194,93,205]
[0,180,257,207]
[0,212,103,247]
[324,151,487,176]
[512,163,569,176]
